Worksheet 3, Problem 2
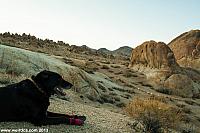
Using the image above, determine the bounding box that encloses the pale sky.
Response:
[0,0,199,50]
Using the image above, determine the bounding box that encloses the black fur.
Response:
[0,70,85,126]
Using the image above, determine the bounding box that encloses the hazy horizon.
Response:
[0,0,199,50]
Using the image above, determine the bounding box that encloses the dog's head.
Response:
[31,70,73,96]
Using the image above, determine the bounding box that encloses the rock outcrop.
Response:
[168,30,200,70]
[97,48,110,54]
[0,32,131,59]
[69,45,97,55]
[0,44,126,105]
[129,40,180,75]
[163,74,195,97]
[129,40,200,97]
[112,46,132,57]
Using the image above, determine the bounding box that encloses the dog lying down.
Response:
[0,70,86,126]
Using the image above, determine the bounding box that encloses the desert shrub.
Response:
[113,96,121,102]
[62,58,73,64]
[87,95,95,101]
[0,72,13,84]
[100,94,115,104]
[0,72,27,85]
[100,60,110,64]
[116,78,125,83]
[88,58,94,61]
[185,100,195,105]
[125,98,182,133]
[121,93,132,99]
[101,65,109,69]
[125,83,137,90]
[148,95,167,103]
[123,69,138,77]
[108,87,114,91]
[98,83,107,92]
[176,103,186,108]
[121,62,129,67]
[179,123,197,133]
[192,93,200,99]
[116,102,126,108]
[82,67,96,74]
[111,65,121,68]
[182,107,191,114]
[114,71,123,75]
[123,71,134,78]
[112,87,134,94]
[67,70,79,92]
[140,82,152,87]
[108,70,114,73]
[157,87,173,95]
[109,92,117,96]
[99,93,121,104]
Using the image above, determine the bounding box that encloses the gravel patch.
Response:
[0,98,133,133]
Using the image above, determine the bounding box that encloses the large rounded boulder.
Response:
[130,41,178,70]
[129,41,180,82]
[168,30,200,70]
[129,40,200,97]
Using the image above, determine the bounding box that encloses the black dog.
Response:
[0,70,86,126]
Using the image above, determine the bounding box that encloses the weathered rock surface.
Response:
[97,46,132,59]
[129,40,178,70]
[163,74,195,97]
[129,40,200,97]
[112,46,132,57]
[0,44,127,105]
[169,30,200,70]
[129,41,180,82]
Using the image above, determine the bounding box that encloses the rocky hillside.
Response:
[129,40,200,98]
[0,44,136,107]
[129,40,178,70]
[168,30,200,70]
[112,46,132,57]
[1,31,200,132]
[0,32,130,59]
[97,48,110,54]
[0,44,149,132]
[98,46,132,58]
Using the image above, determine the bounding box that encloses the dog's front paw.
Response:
[69,118,84,126]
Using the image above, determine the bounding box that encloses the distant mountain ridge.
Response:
[0,32,132,59]
[97,46,132,57]
[113,46,132,57]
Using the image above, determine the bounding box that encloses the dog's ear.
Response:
[31,75,36,80]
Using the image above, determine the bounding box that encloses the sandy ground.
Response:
[0,98,134,133]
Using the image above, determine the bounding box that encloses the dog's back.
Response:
[0,80,49,121]
[0,70,81,126]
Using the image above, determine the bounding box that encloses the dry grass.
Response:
[111,65,121,68]
[125,97,183,133]
[156,87,173,95]
[101,65,110,69]
[0,72,28,85]
[67,68,98,98]
[122,69,138,78]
